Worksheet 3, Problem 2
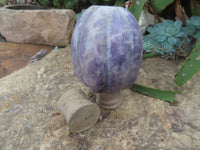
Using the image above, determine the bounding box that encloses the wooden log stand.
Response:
[58,88,100,133]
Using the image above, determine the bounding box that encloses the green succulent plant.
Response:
[76,9,86,21]
[143,20,188,56]
[143,35,161,53]
[182,16,200,41]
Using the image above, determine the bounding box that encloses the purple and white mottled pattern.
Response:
[71,5,143,93]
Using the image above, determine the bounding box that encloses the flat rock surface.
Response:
[0,8,75,46]
[0,46,199,150]
[0,42,53,78]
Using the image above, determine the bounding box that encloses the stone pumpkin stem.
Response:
[96,91,122,109]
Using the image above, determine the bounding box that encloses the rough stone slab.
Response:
[0,42,53,78]
[0,7,75,46]
[0,46,199,150]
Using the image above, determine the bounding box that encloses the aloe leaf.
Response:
[90,0,99,5]
[39,0,50,6]
[131,83,181,103]
[114,0,126,6]
[143,53,158,59]
[128,0,146,21]
[149,0,174,13]
[0,0,5,5]
[190,0,200,16]
[174,40,200,87]
[53,0,62,8]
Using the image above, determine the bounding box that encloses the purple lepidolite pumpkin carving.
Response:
[71,5,143,109]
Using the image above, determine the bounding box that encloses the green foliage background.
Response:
[0,0,5,6]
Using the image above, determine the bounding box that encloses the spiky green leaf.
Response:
[131,83,181,103]
[53,0,62,8]
[174,40,200,86]
[39,0,50,6]
[128,0,146,21]
[149,0,174,13]
[114,0,126,6]
[143,53,158,59]
[0,0,5,5]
